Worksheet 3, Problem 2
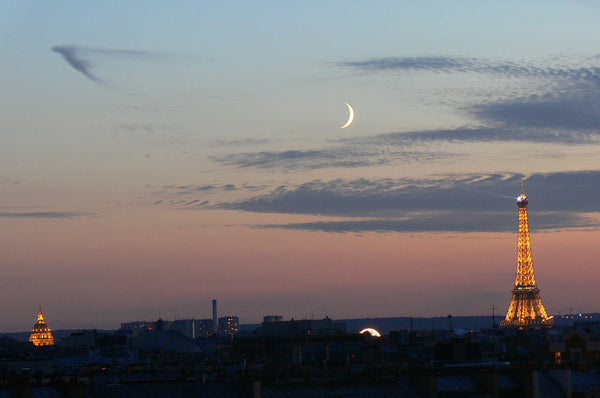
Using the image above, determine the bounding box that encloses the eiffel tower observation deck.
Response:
[501,181,554,329]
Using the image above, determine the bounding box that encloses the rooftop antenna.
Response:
[521,179,525,195]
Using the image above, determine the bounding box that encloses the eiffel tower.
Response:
[501,181,554,329]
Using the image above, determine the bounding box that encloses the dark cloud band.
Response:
[216,171,600,233]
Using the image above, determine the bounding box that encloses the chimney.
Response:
[212,299,218,334]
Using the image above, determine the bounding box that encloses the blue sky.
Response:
[2,1,600,331]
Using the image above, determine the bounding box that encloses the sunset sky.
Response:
[2,1,600,332]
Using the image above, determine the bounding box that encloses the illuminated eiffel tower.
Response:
[501,181,554,329]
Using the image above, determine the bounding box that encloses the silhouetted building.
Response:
[171,319,214,339]
[29,307,54,346]
[120,320,157,336]
[548,330,600,367]
[263,315,283,323]
[218,316,240,336]
[132,329,204,353]
[256,316,346,337]
[60,330,97,349]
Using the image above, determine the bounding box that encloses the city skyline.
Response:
[2,1,600,332]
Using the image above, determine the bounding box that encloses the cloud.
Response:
[214,138,270,147]
[52,45,158,84]
[211,122,598,172]
[153,199,210,207]
[218,175,517,217]
[368,125,600,146]
[204,55,600,175]
[213,149,373,169]
[149,183,269,209]
[339,56,464,72]
[340,56,511,74]
[255,211,589,234]
[163,184,238,196]
[338,56,600,85]
[216,171,600,233]
[338,54,600,140]
[212,147,455,170]
[213,55,600,172]
[468,94,600,131]
[0,212,88,219]
[52,45,101,82]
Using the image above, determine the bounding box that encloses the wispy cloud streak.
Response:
[211,123,599,172]
[338,56,600,85]
[52,45,158,83]
[212,147,455,170]
[52,45,101,82]
[0,211,88,219]
[255,212,590,234]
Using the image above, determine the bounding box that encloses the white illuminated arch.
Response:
[359,328,381,337]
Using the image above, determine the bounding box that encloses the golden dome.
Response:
[29,307,54,346]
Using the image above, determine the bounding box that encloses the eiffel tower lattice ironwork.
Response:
[501,181,554,329]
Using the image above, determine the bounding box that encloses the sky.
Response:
[2,1,600,332]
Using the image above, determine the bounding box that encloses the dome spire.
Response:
[29,307,54,346]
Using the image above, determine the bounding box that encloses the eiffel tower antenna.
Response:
[521,179,525,196]
[501,183,554,329]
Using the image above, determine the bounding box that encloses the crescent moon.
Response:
[340,102,354,128]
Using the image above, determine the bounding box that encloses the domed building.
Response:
[29,307,54,346]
